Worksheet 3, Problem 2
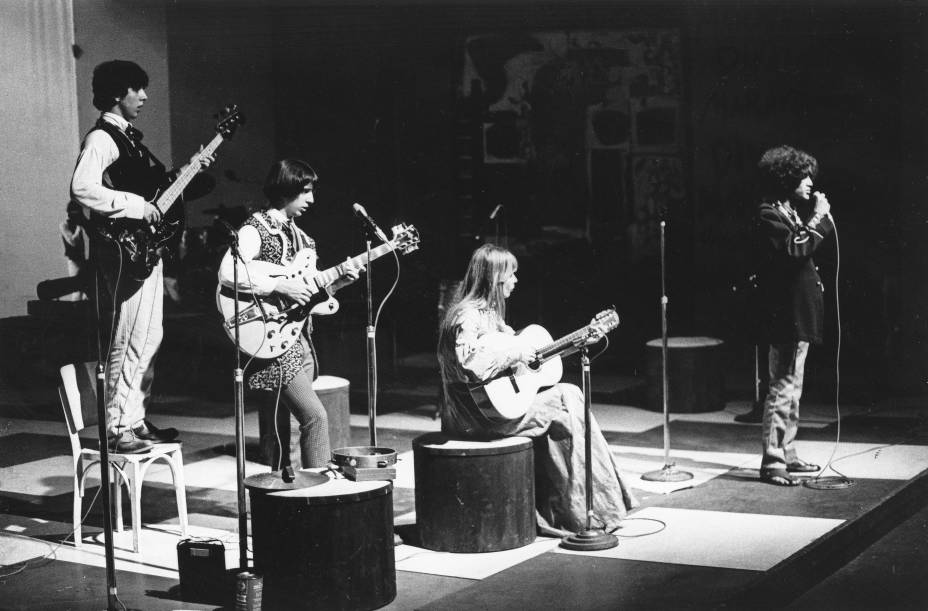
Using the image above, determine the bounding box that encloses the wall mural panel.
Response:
[459,28,684,261]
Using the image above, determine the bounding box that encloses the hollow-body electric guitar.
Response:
[88,105,244,279]
[217,223,419,359]
[468,308,620,420]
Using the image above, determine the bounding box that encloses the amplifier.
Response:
[177,538,226,604]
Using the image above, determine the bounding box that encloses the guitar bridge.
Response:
[225,304,265,329]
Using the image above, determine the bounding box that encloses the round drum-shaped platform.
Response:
[645,336,725,413]
[413,433,535,553]
[246,477,396,610]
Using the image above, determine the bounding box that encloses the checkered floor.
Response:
[1,395,926,609]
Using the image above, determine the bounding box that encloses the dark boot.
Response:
[132,420,179,443]
[109,431,153,454]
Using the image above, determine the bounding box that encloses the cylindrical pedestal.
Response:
[257,375,351,468]
[645,336,725,413]
[413,433,535,553]
[247,478,396,610]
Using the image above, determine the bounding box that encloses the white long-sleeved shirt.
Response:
[217,209,304,296]
[70,112,147,220]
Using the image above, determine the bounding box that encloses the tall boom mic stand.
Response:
[92,271,119,610]
[642,221,693,483]
[229,235,250,570]
[364,232,378,446]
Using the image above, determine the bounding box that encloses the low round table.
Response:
[413,433,535,553]
[246,476,396,610]
[645,336,725,413]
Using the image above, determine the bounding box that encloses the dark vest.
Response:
[92,119,166,200]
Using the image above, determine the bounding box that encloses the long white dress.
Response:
[438,304,638,535]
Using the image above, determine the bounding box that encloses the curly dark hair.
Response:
[757,145,818,201]
[262,159,318,208]
[91,60,149,111]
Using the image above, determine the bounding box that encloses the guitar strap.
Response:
[286,221,302,253]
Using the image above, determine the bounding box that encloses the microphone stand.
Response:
[642,221,693,483]
[364,229,378,446]
[491,204,506,248]
[560,344,618,551]
[92,271,119,611]
[229,234,249,570]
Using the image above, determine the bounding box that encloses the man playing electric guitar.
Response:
[70,60,214,453]
[217,159,362,469]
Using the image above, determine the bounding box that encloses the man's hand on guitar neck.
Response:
[143,202,162,225]
[176,145,216,177]
[329,257,365,293]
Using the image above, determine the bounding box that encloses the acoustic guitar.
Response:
[468,308,620,420]
[216,223,419,359]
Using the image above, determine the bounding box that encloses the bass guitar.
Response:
[217,223,420,359]
[468,308,620,420]
[89,105,244,279]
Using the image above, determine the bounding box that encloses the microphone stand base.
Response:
[560,529,618,551]
[803,476,855,490]
[641,465,694,482]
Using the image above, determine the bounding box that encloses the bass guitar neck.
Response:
[88,105,244,280]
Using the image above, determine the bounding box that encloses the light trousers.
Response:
[102,261,164,438]
[761,341,809,470]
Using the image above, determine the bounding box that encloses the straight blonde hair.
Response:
[437,244,517,375]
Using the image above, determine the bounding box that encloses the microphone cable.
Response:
[369,242,404,425]
[804,216,854,490]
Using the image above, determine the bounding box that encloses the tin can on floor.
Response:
[234,571,263,611]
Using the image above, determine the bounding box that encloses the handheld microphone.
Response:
[813,191,834,222]
[352,203,389,242]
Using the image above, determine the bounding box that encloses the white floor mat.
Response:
[613,446,756,494]
[792,440,928,480]
[555,506,844,571]
[395,537,561,580]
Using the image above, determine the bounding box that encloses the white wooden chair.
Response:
[58,362,188,553]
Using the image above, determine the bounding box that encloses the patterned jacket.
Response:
[753,200,834,344]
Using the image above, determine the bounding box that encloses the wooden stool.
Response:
[645,336,725,413]
[413,433,535,553]
[247,477,396,610]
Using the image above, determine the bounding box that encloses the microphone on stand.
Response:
[353,203,389,242]
[217,219,239,245]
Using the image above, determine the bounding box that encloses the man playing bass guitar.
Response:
[70,60,214,453]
